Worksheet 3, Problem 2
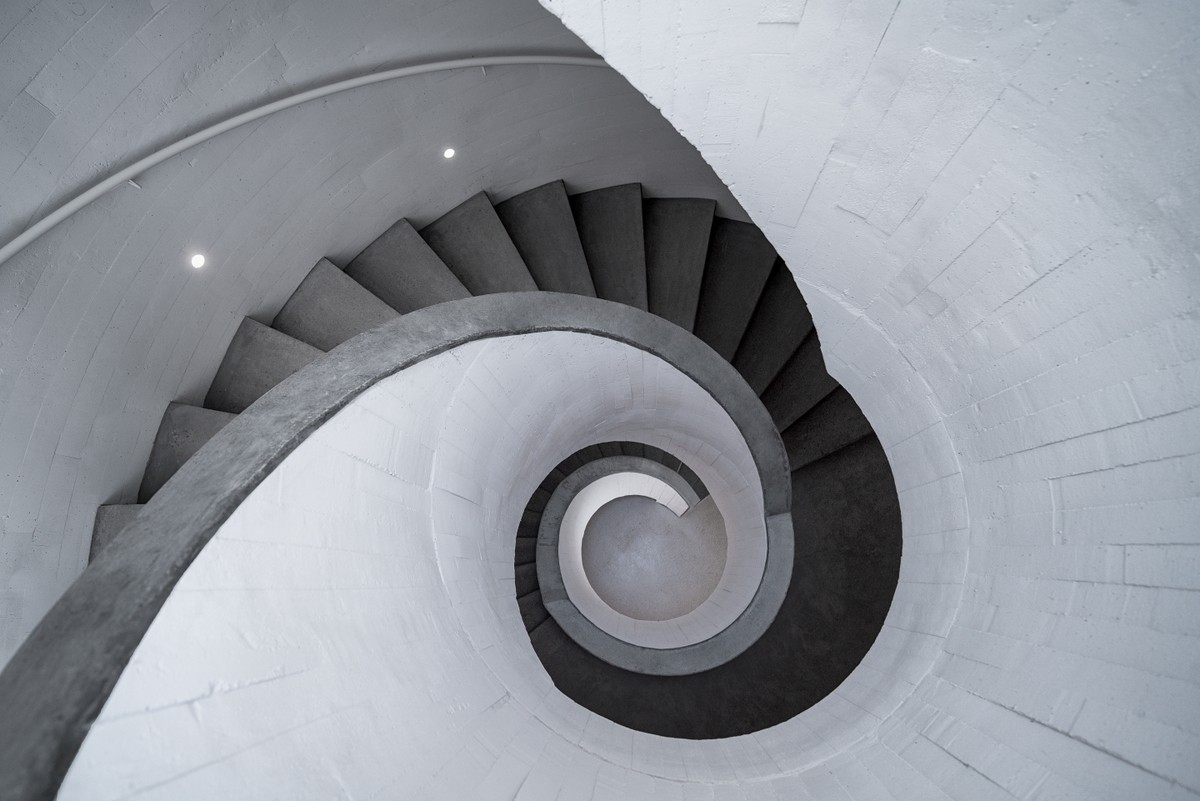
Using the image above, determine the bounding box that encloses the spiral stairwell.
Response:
[89,178,901,741]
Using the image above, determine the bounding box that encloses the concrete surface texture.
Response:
[582,494,727,621]
[0,0,747,666]
[86,504,142,562]
[0,293,797,799]
[55,331,779,799]
[540,0,1200,797]
[137,402,235,502]
[0,0,1194,797]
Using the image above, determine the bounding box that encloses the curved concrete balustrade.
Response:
[570,467,697,516]
[0,293,789,801]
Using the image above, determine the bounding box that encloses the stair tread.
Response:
[733,260,814,394]
[420,192,537,294]
[598,442,623,458]
[644,197,715,331]
[789,435,899,568]
[495,181,595,296]
[90,504,144,562]
[204,318,322,414]
[528,616,572,656]
[272,258,399,351]
[139,403,236,503]
[571,184,647,309]
[518,590,550,633]
[760,334,840,431]
[515,562,540,598]
[517,509,540,539]
[782,387,874,470]
[693,218,777,361]
[526,485,553,515]
[345,218,470,312]
[514,537,537,565]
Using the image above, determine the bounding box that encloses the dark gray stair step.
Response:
[345,219,470,313]
[676,463,706,500]
[520,592,551,633]
[518,509,541,539]
[139,403,237,502]
[554,444,605,475]
[272,259,399,352]
[733,260,814,394]
[527,485,553,515]
[528,616,572,657]
[644,197,715,330]
[790,435,900,568]
[640,443,679,471]
[693,218,778,361]
[553,453,588,475]
[759,334,840,431]
[781,388,874,470]
[570,184,647,309]
[639,443,669,463]
[90,504,143,562]
[205,318,322,414]
[598,441,623,458]
[420,192,537,294]
[514,538,537,566]
[536,472,561,497]
[495,181,595,296]
[515,563,539,598]
[577,443,608,465]
[619,441,646,460]
[643,443,681,474]
[542,467,569,490]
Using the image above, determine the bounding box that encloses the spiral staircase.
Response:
[87,178,901,742]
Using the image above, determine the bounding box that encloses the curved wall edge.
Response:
[0,292,787,801]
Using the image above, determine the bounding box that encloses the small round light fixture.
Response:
[190,254,206,269]
[442,147,456,159]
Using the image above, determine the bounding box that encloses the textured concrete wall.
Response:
[0,0,745,666]
[3,0,1198,796]
[60,331,779,799]
[539,0,1200,797]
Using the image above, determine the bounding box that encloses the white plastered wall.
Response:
[537,0,1200,798]
[61,332,780,799]
[0,0,747,665]
[1,0,1196,796]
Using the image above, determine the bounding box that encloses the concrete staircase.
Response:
[93,179,901,739]
[515,440,710,635]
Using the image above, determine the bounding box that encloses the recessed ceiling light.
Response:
[443,147,456,159]
[190,254,206,269]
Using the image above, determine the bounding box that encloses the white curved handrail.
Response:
[0,54,607,270]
